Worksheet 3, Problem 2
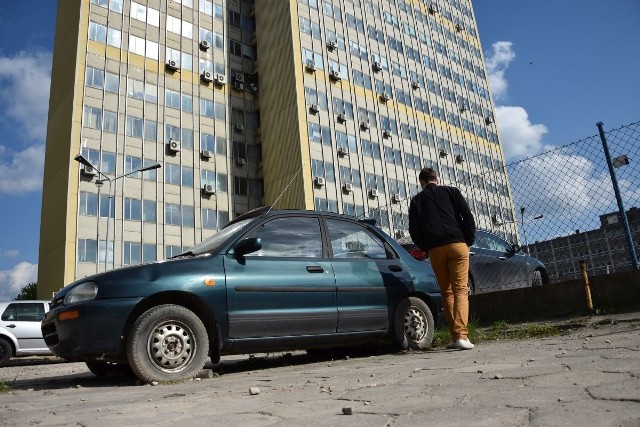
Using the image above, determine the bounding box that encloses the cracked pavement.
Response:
[1,312,639,426]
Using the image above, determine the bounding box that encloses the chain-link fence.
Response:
[368,120,640,294]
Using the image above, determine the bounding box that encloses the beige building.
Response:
[38,0,514,298]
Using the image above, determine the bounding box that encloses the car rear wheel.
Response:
[0,338,13,366]
[393,297,434,350]
[127,304,209,383]
[86,361,134,378]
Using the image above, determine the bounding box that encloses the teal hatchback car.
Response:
[42,208,442,383]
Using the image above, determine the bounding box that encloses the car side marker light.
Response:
[58,310,80,322]
[204,278,216,287]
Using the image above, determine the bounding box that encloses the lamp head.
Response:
[140,162,162,172]
[74,154,94,169]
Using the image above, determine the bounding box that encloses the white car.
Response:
[0,300,52,366]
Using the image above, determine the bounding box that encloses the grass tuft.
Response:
[0,380,12,393]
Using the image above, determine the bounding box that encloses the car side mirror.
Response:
[233,237,262,258]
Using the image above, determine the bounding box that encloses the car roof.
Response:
[0,300,50,306]
[224,207,377,228]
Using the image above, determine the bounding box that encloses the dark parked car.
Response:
[42,209,442,382]
[402,229,549,294]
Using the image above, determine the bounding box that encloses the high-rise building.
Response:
[38,0,514,298]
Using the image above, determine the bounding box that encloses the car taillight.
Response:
[408,248,428,261]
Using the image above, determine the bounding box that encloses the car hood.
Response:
[54,255,224,302]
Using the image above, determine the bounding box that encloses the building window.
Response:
[143,200,156,223]
[89,22,106,43]
[124,198,142,221]
[123,242,142,265]
[126,115,143,138]
[83,106,102,129]
[79,192,98,216]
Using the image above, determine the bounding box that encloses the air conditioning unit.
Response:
[337,146,349,157]
[165,60,179,71]
[305,60,316,72]
[337,113,346,123]
[439,149,448,157]
[200,40,210,50]
[380,92,390,102]
[428,4,438,14]
[372,61,382,72]
[234,81,244,91]
[235,72,245,83]
[459,105,468,113]
[309,104,320,114]
[236,157,246,167]
[167,139,180,153]
[314,176,326,187]
[343,183,353,193]
[383,129,392,138]
[201,71,214,83]
[201,149,212,159]
[391,194,401,203]
[485,116,494,125]
[360,121,370,130]
[235,123,244,132]
[369,188,379,198]
[214,73,227,85]
[326,40,338,51]
[411,81,420,90]
[249,83,258,93]
[455,24,464,33]
[81,165,97,176]
[202,184,215,195]
[329,69,341,81]
[455,154,464,164]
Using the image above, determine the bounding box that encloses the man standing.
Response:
[408,167,476,350]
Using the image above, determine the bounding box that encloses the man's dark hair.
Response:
[419,167,438,183]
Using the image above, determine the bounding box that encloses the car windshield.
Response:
[180,218,254,256]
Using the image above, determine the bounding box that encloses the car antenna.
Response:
[266,163,304,215]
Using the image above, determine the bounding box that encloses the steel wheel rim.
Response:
[403,306,427,342]
[147,320,196,373]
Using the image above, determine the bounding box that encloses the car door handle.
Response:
[499,256,506,260]
[388,265,403,272]
[469,251,476,256]
[306,265,325,273]
[6,324,16,328]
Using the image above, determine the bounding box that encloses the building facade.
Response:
[38,0,513,298]
[528,207,640,282]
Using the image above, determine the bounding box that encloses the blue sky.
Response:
[0,1,638,300]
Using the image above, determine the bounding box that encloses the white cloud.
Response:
[2,250,20,258]
[496,106,550,161]
[484,42,550,162]
[485,41,515,101]
[0,144,44,194]
[0,50,52,142]
[0,262,38,301]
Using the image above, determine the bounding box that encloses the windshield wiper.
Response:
[170,251,195,259]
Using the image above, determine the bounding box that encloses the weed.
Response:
[0,380,12,393]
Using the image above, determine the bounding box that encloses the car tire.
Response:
[86,361,134,378]
[0,337,13,366]
[393,297,434,351]
[127,304,209,383]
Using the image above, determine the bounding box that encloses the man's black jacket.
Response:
[408,183,476,252]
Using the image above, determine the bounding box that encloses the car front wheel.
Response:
[0,338,13,366]
[127,304,209,383]
[393,297,434,350]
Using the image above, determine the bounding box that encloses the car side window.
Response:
[1,303,44,322]
[484,234,511,253]
[1,305,16,321]
[326,219,388,259]
[474,232,488,249]
[246,216,323,258]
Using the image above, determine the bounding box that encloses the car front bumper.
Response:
[41,297,142,362]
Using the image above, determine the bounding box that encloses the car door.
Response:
[0,302,48,351]
[473,231,523,291]
[470,231,509,292]
[325,218,413,333]
[225,215,337,338]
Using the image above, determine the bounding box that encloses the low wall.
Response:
[469,270,640,325]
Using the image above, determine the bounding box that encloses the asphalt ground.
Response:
[1,312,639,426]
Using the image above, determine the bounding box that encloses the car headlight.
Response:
[64,282,98,305]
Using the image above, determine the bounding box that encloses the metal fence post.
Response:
[596,121,639,271]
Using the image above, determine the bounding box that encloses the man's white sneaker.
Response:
[454,338,475,350]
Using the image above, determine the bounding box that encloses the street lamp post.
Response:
[492,209,543,254]
[74,154,161,271]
